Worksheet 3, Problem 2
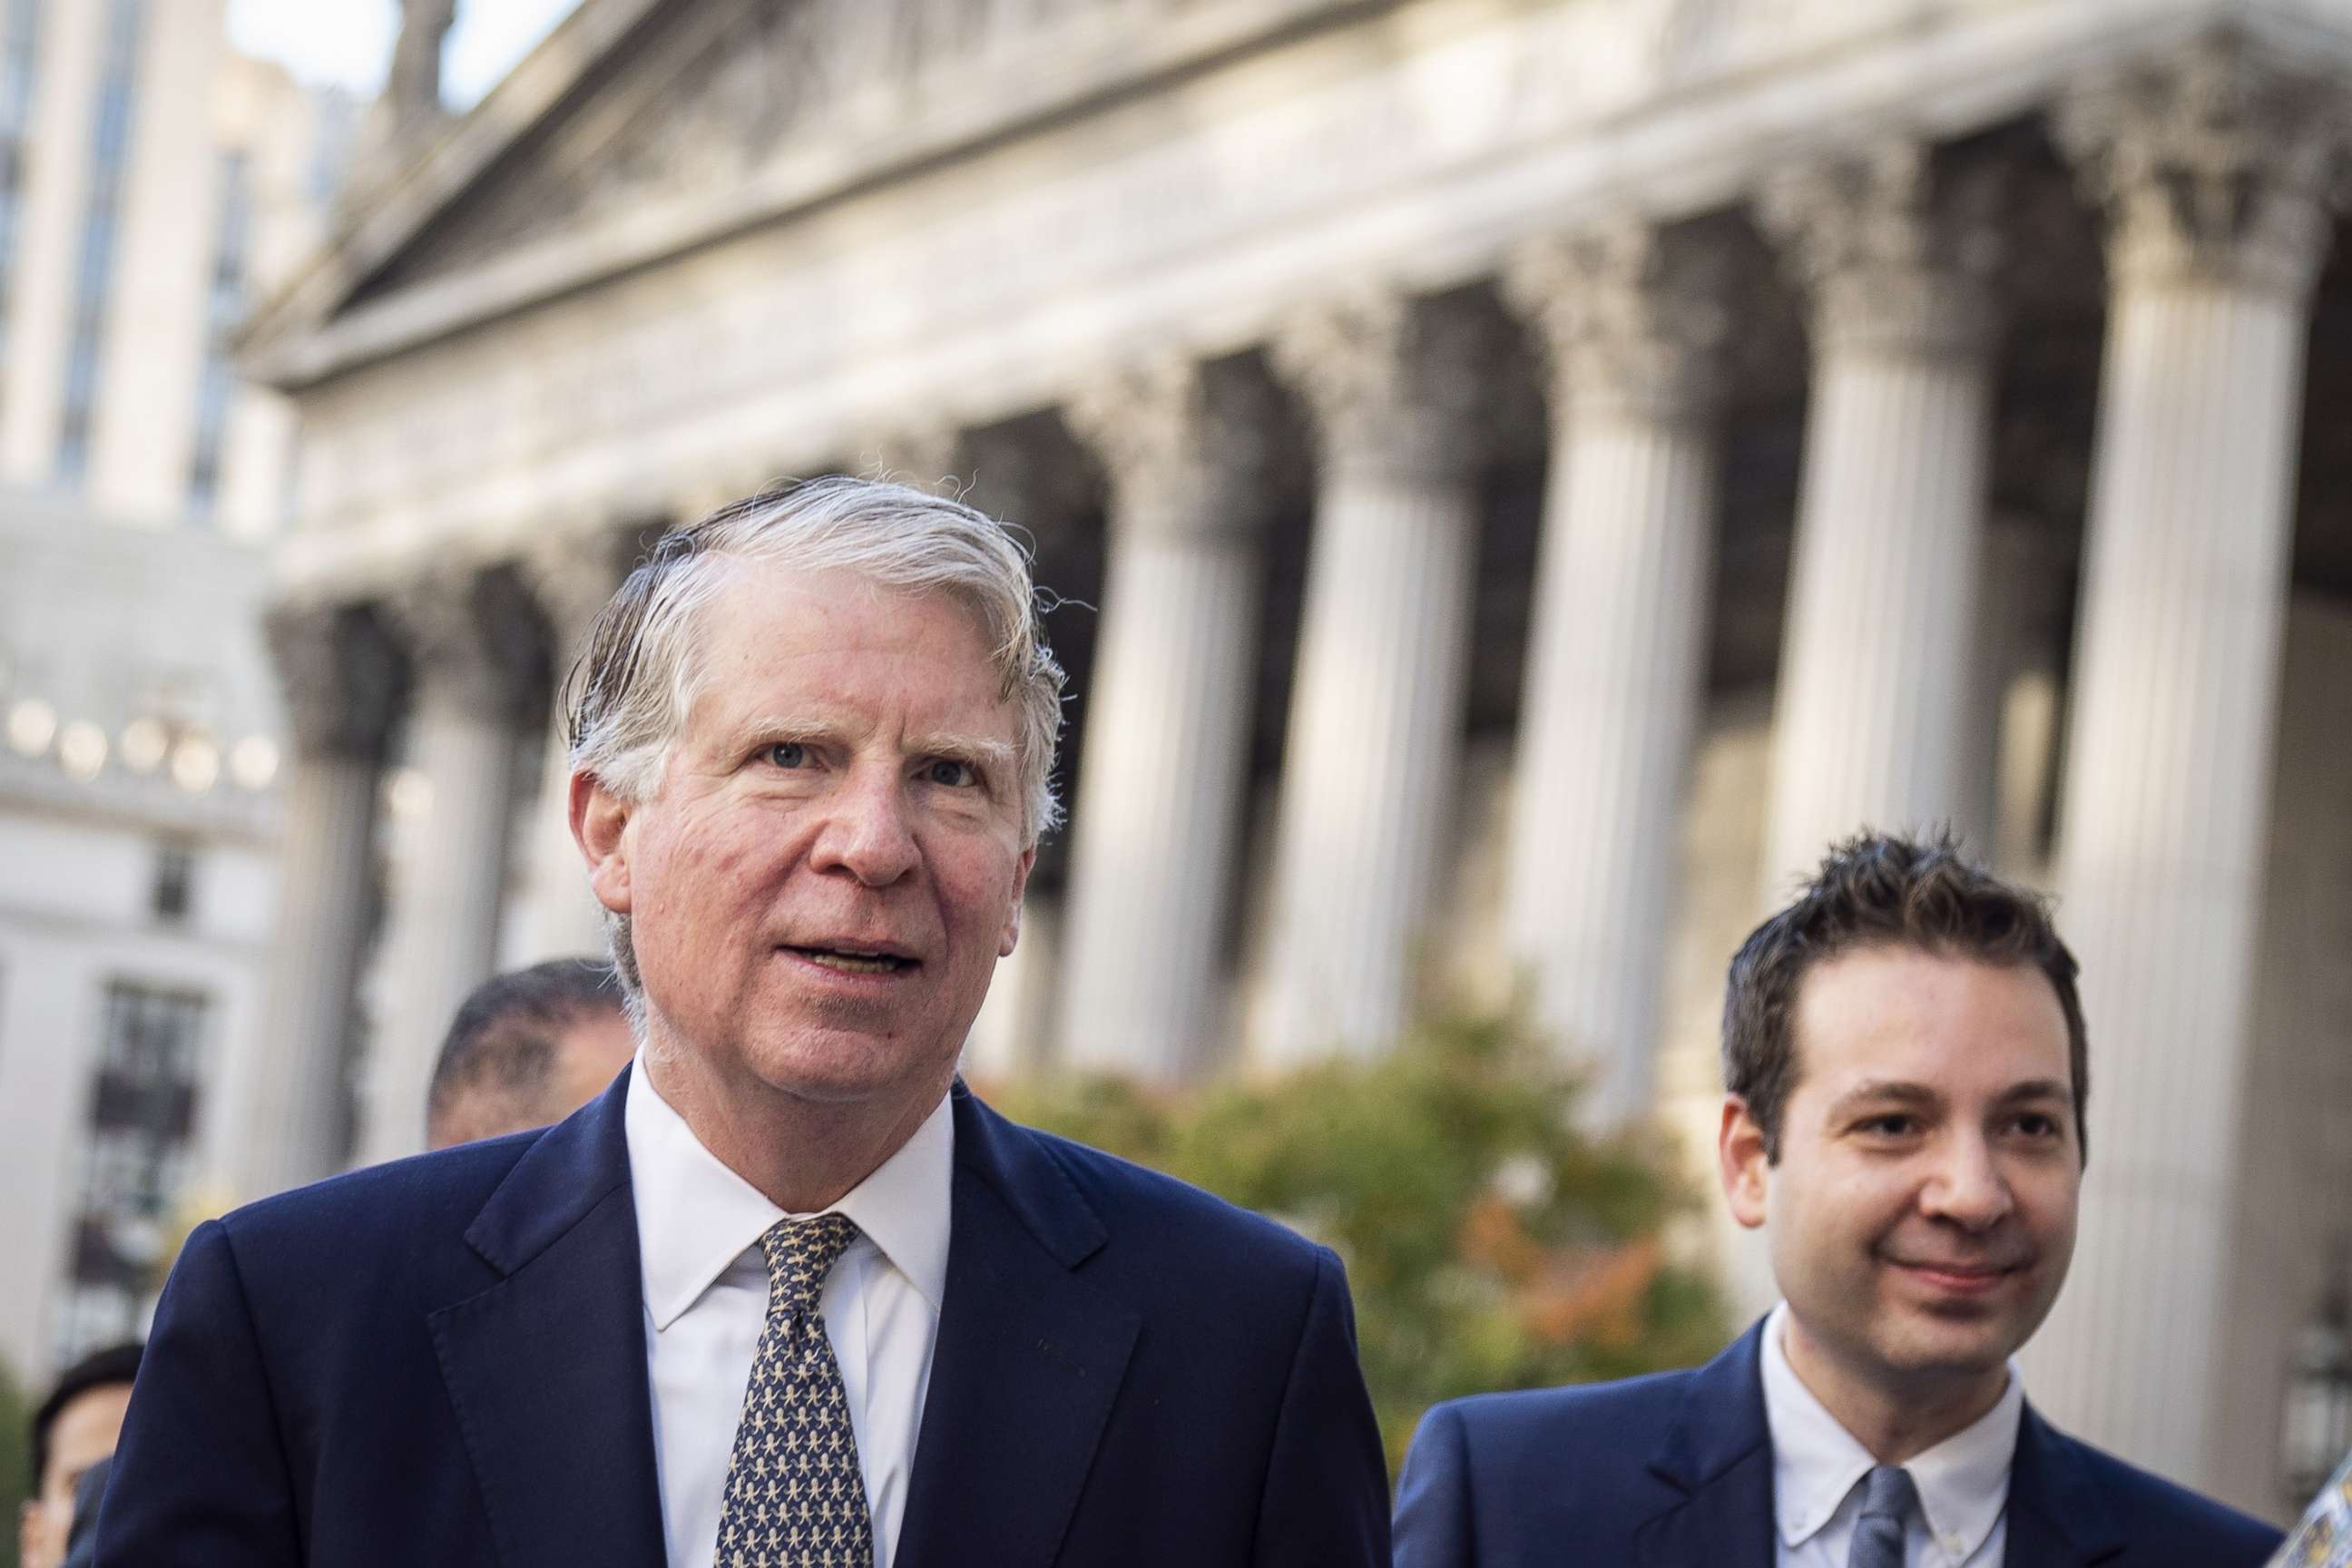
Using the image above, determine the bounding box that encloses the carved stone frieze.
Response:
[1503,215,1730,425]
[1063,353,1278,541]
[264,601,408,763]
[2056,30,2352,300]
[1269,288,1495,483]
[386,564,550,724]
[1757,137,2005,359]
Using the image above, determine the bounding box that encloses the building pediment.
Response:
[241,0,1377,388]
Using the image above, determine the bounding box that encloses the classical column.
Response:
[2019,37,2348,1487]
[1755,141,2004,890]
[1057,355,1275,1081]
[233,603,404,1200]
[511,528,648,965]
[1259,289,1486,1062]
[1499,220,1726,1126]
[360,567,544,1165]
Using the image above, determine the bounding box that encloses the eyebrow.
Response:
[1826,1076,2076,1117]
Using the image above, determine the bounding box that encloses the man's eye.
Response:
[924,759,975,788]
[2012,1113,2060,1139]
[765,741,808,769]
[1858,1115,1916,1138]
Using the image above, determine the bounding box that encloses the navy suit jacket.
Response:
[97,1071,1389,1566]
[1394,1318,2282,1568]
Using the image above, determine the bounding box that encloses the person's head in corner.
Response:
[19,1342,142,1568]
[426,957,636,1149]
[1719,830,2086,1446]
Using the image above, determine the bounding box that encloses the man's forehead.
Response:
[1789,945,2071,1084]
[44,1382,133,1470]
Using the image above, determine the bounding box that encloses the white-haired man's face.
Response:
[580,560,1032,1122]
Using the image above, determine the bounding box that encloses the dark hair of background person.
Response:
[425,958,627,1147]
[1721,829,2089,1164]
[27,1344,141,1495]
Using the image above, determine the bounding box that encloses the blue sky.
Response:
[227,0,580,108]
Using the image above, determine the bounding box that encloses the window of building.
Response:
[150,840,194,923]
[188,148,248,518]
[54,0,147,486]
[50,978,207,1363]
[0,0,46,400]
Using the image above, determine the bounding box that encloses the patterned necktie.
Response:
[1847,1465,1916,1568]
[713,1212,874,1568]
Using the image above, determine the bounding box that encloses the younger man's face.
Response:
[1721,946,2082,1396]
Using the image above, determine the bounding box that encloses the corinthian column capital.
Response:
[1503,216,1730,424]
[263,600,407,763]
[1269,288,1493,482]
[1758,137,2005,358]
[2056,31,2352,299]
[386,564,546,724]
[1064,354,1278,542]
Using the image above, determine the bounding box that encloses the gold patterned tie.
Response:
[713,1213,874,1568]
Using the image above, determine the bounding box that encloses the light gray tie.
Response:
[1848,1465,1916,1568]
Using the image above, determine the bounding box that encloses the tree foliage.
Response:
[0,1350,30,1568]
[988,1011,1728,1473]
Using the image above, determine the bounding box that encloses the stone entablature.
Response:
[260,0,2229,603]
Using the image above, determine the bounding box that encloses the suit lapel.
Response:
[895,1087,1141,1568]
[427,1070,667,1568]
[2003,1404,2125,1567]
[1632,1319,1779,1568]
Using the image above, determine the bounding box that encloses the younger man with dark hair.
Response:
[1395,831,2280,1566]
[19,1343,140,1568]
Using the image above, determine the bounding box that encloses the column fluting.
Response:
[359,566,543,1165]
[1500,220,1727,1126]
[2020,35,2347,1487]
[1058,355,1275,1081]
[235,603,404,1199]
[1756,141,2005,891]
[1258,289,1488,1063]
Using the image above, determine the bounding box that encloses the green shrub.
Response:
[990,1011,1728,1474]
[0,1351,30,1568]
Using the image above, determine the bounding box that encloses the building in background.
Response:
[232,0,2352,1523]
[0,0,352,1387]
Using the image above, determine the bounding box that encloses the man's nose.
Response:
[811,766,920,886]
[1919,1133,2015,1230]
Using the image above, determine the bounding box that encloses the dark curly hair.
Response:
[1722,830,2087,1163]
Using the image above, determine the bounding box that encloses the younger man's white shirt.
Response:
[623,1057,953,1568]
[1759,1301,2025,1568]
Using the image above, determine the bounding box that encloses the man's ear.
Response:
[572,771,634,916]
[1719,1094,1772,1230]
[997,846,1037,957]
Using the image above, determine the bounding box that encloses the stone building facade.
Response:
[239,0,2352,1519]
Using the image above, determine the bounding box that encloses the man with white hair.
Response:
[98,477,1390,1567]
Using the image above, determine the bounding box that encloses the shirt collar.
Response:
[623,1053,955,1331]
[1759,1301,2024,1558]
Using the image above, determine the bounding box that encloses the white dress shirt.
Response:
[1759,1302,2024,1568]
[624,1057,952,1568]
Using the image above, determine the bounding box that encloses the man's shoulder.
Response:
[1431,1363,1699,1460]
[211,1132,544,1289]
[2033,1416,2284,1560]
[1014,1120,1332,1279]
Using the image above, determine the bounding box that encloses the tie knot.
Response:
[755,1212,861,1316]
[1859,1464,1918,1524]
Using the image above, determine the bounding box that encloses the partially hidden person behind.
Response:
[98,477,1390,1566]
[426,956,635,1149]
[19,1342,138,1568]
[1395,830,2283,1567]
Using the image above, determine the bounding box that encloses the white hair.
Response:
[564,475,1067,1010]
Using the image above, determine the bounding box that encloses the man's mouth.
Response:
[782,943,918,975]
[1886,1255,2027,1292]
